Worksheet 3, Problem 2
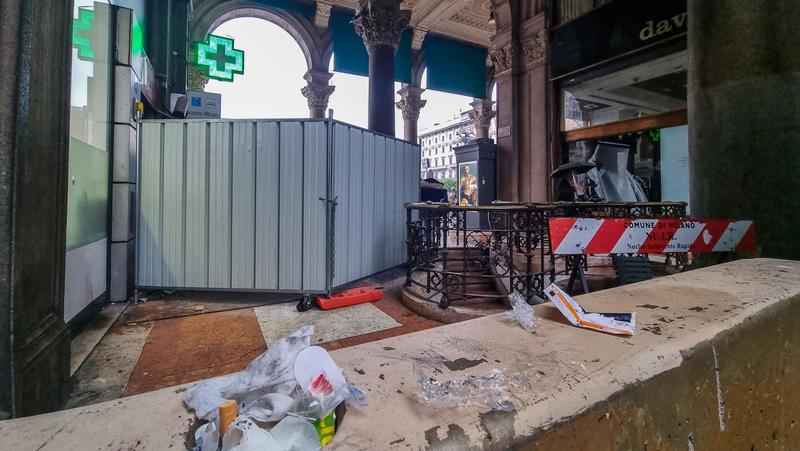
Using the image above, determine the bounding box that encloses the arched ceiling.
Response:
[315,0,494,47]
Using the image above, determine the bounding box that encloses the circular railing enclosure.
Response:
[404,201,688,310]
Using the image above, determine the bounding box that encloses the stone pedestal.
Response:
[301,70,335,118]
[688,0,800,259]
[395,85,426,143]
[353,0,410,136]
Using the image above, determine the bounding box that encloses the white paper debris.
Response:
[543,283,635,336]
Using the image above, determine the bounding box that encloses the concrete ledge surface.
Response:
[1,258,799,450]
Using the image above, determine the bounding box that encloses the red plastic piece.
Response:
[316,286,383,310]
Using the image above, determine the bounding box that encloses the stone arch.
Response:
[411,50,426,88]
[189,1,331,72]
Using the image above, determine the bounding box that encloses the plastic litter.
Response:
[505,292,536,332]
[221,416,283,451]
[185,326,366,450]
[184,326,314,422]
[194,419,219,451]
[218,416,321,451]
[270,416,322,451]
[418,368,524,412]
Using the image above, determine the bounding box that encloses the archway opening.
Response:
[417,68,476,185]
[204,17,308,118]
[327,57,404,138]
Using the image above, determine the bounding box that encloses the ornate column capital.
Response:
[521,29,547,70]
[302,83,336,109]
[469,99,495,139]
[301,70,335,117]
[489,42,515,79]
[395,85,426,121]
[353,0,411,51]
[411,27,428,50]
[187,65,209,91]
[468,99,496,125]
[315,0,334,28]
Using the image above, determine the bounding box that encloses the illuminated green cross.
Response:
[194,35,245,82]
[72,7,95,61]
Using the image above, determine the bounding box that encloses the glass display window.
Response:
[562,50,687,132]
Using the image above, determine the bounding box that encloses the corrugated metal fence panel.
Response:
[331,123,420,287]
[137,119,328,292]
[255,122,280,289]
[208,122,232,288]
[278,122,303,290]
[139,123,163,287]
[185,122,208,287]
[302,122,328,291]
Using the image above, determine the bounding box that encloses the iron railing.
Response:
[405,201,687,309]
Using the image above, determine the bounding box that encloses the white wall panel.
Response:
[138,119,418,293]
[332,126,421,288]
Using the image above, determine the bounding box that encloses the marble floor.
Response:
[66,269,445,409]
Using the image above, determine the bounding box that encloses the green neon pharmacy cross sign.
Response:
[194,35,245,82]
[72,7,95,61]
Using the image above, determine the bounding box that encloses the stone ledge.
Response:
[1,258,798,450]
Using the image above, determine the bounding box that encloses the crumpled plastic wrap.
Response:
[218,415,321,451]
[418,368,525,412]
[505,292,536,332]
[184,326,314,422]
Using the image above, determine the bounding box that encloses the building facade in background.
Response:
[419,110,496,181]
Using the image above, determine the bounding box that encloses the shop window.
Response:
[558,125,689,209]
[561,51,687,132]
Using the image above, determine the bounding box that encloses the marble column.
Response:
[689,0,800,259]
[395,85,426,143]
[469,99,496,140]
[489,40,519,201]
[0,0,72,417]
[353,0,410,136]
[301,70,336,118]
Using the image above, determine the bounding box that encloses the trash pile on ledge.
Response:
[184,326,366,451]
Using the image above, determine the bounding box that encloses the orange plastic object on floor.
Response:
[316,286,383,310]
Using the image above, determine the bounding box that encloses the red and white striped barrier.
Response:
[549,218,756,255]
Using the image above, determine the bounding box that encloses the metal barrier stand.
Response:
[405,201,688,308]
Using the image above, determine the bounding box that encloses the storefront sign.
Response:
[72,7,95,61]
[551,0,687,78]
[186,91,221,119]
[640,12,687,42]
[193,34,245,82]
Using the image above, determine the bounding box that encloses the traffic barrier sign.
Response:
[549,218,756,255]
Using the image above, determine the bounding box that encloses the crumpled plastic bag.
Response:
[194,419,219,451]
[418,368,525,412]
[221,416,283,451]
[505,292,536,332]
[184,326,314,422]
[270,416,322,451]
[220,416,321,451]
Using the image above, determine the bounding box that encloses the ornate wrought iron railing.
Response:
[405,201,687,309]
